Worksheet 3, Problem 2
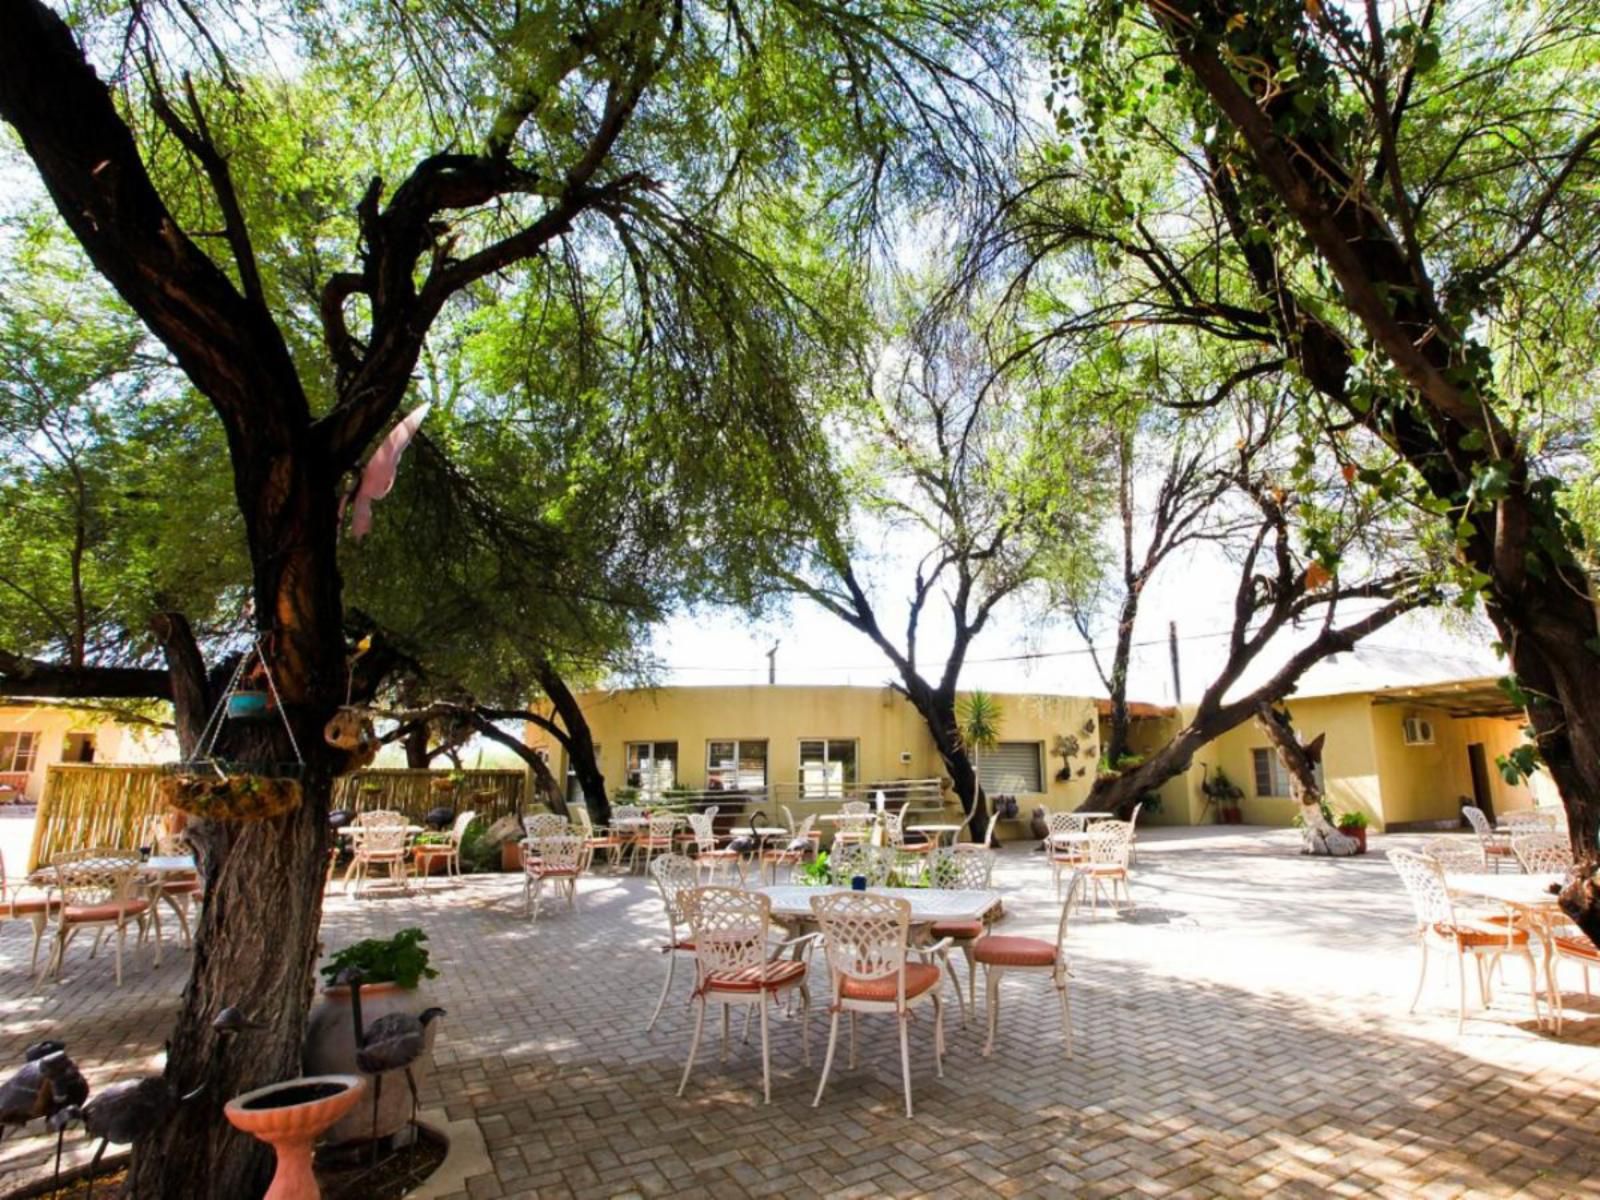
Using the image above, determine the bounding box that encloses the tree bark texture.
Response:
[1155,3,1600,879]
[533,658,608,823]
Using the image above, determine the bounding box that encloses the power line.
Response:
[652,601,1402,674]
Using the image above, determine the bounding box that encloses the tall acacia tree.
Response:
[0,1,1023,1192]
[776,310,1105,827]
[1028,1,1600,882]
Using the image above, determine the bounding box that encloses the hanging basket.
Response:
[226,690,272,720]
[158,772,304,822]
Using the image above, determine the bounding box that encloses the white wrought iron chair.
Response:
[809,891,948,1118]
[1512,831,1574,875]
[347,822,411,896]
[760,815,817,884]
[524,834,583,921]
[1078,821,1135,914]
[1388,848,1543,1034]
[572,805,627,873]
[1423,836,1495,876]
[414,809,475,886]
[677,887,814,1104]
[1461,805,1515,872]
[647,854,700,1031]
[1,849,57,977]
[974,871,1084,1058]
[1046,812,1087,896]
[47,851,153,986]
[633,813,679,876]
[831,800,873,850]
[826,843,893,888]
[926,844,997,1024]
[686,811,742,884]
[1502,808,1563,833]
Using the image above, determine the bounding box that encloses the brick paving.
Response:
[4,821,1600,1198]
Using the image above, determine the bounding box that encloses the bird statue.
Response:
[0,1040,89,1178]
[336,966,445,1155]
[52,1006,262,1199]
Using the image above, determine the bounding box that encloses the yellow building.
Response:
[530,647,1554,835]
[0,704,174,803]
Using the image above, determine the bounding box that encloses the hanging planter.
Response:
[159,770,304,822]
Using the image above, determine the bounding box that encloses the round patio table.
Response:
[907,823,963,847]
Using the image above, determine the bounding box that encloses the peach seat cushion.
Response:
[974,935,1058,967]
[838,962,941,1002]
[705,959,808,992]
[930,919,984,939]
[64,899,150,922]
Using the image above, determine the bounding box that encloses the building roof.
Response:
[1282,643,1514,714]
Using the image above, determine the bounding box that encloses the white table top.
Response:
[909,824,963,833]
[339,824,423,836]
[147,855,197,873]
[817,812,875,822]
[1446,873,1566,908]
[756,885,1002,922]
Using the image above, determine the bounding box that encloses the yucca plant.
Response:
[957,690,1004,793]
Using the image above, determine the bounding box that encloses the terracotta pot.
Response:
[500,841,524,872]
[1340,826,1368,853]
[303,982,439,1145]
[412,848,451,875]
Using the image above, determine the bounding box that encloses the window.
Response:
[979,742,1044,794]
[799,739,857,797]
[62,732,96,764]
[1252,748,1324,798]
[0,731,38,774]
[626,741,679,796]
[706,740,767,791]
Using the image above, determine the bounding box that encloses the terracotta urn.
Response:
[225,1074,366,1200]
[303,981,439,1144]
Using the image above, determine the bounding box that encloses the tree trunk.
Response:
[900,680,992,842]
[534,659,607,823]
[402,721,432,769]
[132,472,347,1198]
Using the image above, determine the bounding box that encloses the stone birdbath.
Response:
[225,1074,367,1200]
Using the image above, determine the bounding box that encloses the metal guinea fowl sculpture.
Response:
[0,1039,89,1185]
[51,1006,262,1199]
[335,966,446,1151]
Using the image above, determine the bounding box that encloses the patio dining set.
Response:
[1389,803,1597,1036]
[0,819,201,987]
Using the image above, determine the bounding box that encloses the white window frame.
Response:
[625,741,679,797]
[0,731,39,774]
[705,739,768,792]
[1252,747,1324,798]
[798,738,858,797]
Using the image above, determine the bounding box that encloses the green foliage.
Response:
[796,851,831,887]
[1497,742,1543,787]
[319,928,439,989]
[958,691,1005,754]
[1336,811,1369,831]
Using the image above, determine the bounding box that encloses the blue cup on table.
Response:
[851,875,867,891]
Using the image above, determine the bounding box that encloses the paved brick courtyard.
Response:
[4,821,1600,1198]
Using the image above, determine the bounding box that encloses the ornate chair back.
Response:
[1388,848,1456,930]
[827,843,892,887]
[1513,832,1574,875]
[533,834,584,874]
[810,892,911,1000]
[930,845,994,890]
[523,812,569,840]
[686,887,772,978]
[650,853,698,933]
[1422,837,1489,874]
[686,811,719,854]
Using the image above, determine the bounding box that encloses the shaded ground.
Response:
[3,820,1598,1198]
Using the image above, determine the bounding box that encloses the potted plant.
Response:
[1336,810,1370,853]
[304,928,441,1145]
[1201,766,1244,824]
[413,831,454,875]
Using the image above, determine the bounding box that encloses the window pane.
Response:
[0,733,16,772]
[827,740,857,782]
[799,740,825,764]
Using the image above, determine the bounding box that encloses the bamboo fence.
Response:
[29,765,528,870]
[29,764,166,871]
[332,769,525,825]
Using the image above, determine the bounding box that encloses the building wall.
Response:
[0,706,175,802]
[1366,704,1545,826]
[533,685,1102,812]
[1199,695,1384,827]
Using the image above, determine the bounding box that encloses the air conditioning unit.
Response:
[1402,716,1435,746]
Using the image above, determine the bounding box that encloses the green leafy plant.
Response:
[797,851,831,886]
[320,928,438,990]
[1336,811,1369,830]
[413,832,453,845]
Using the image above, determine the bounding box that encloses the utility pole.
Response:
[1168,621,1182,705]
[767,642,779,685]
